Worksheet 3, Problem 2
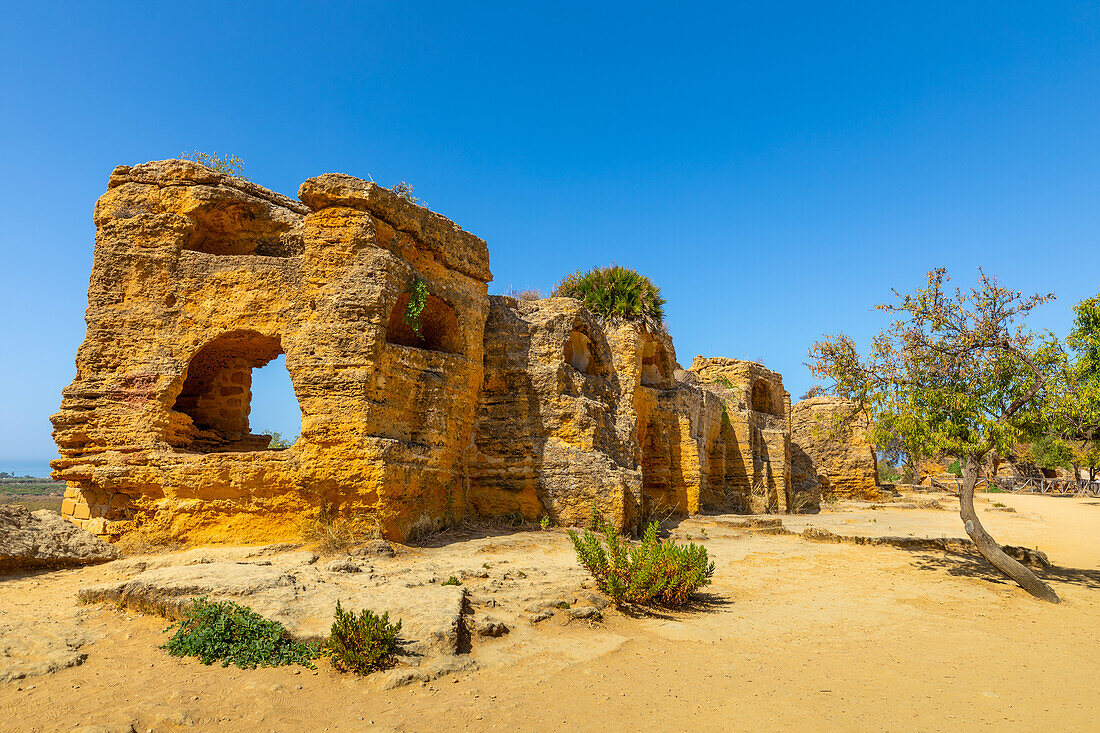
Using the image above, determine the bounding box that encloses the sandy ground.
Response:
[1,490,1098,732]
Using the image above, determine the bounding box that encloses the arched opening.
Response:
[386,294,461,354]
[752,380,779,415]
[248,354,302,449]
[640,336,671,387]
[181,201,300,257]
[169,330,298,453]
[564,329,601,375]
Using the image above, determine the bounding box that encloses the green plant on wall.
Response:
[391,181,421,205]
[404,276,428,336]
[552,265,666,323]
[178,150,247,178]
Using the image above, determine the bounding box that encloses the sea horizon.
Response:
[1,458,57,480]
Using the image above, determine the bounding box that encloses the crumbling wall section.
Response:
[790,396,879,501]
[467,297,641,528]
[690,356,792,513]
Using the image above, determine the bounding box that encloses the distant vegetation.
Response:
[262,431,296,450]
[876,459,902,484]
[1,472,63,492]
[800,386,826,400]
[1,472,65,511]
[505,287,543,301]
[552,265,666,323]
[178,150,247,178]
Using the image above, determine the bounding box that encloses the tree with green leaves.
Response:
[1028,435,1073,473]
[808,268,1060,602]
[1041,292,1100,481]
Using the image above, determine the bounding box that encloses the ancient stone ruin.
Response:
[790,396,880,502]
[52,160,876,543]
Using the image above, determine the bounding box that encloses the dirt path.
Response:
[2,493,1098,732]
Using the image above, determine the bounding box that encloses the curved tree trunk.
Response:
[959,457,1060,603]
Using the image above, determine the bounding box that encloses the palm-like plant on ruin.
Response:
[808,268,1061,602]
[552,265,666,327]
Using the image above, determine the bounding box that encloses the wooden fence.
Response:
[934,476,1100,497]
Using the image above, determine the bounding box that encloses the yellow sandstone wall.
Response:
[52,160,491,543]
[790,396,879,501]
[54,160,815,545]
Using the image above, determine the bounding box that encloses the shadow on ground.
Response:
[909,550,1100,591]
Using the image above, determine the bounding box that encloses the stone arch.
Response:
[386,294,462,354]
[169,330,296,452]
[564,329,602,375]
[640,335,672,388]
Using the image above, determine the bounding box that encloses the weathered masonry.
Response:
[52,160,873,543]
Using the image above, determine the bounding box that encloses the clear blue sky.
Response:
[2,2,1099,476]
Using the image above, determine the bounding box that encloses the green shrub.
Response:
[539,515,551,530]
[946,460,962,478]
[1030,435,1073,470]
[442,575,461,586]
[323,600,403,674]
[161,597,318,669]
[552,265,666,322]
[567,520,715,608]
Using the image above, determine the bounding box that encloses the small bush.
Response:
[442,575,461,586]
[391,181,421,205]
[162,597,318,669]
[567,520,715,608]
[946,460,962,478]
[507,288,543,301]
[179,150,247,178]
[539,515,551,530]
[323,601,402,674]
[552,265,666,322]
